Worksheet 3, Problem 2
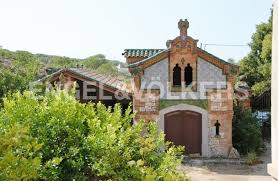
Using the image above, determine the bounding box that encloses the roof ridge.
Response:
[197,47,237,66]
[38,68,131,93]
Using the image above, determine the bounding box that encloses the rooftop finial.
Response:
[178,19,189,37]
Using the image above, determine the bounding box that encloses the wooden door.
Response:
[165,110,202,154]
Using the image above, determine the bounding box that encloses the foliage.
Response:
[239,12,272,96]
[246,152,258,165]
[232,104,262,155]
[0,123,42,180]
[0,49,14,59]
[47,56,79,68]
[96,63,119,76]
[82,54,109,69]
[0,49,130,102]
[0,50,42,103]
[82,54,123,70]
[0,90,187,180]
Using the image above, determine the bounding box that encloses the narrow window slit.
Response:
[214,120,221,136]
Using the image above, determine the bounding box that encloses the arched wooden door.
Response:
[165,110,202,154]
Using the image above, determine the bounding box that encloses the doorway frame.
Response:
[157,103,209,157]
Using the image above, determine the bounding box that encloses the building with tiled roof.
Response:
[124,19,240,158]
[38,68,132,109]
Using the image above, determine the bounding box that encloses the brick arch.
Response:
[157,104,209,156]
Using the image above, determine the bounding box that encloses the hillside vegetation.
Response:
[0,49,130,101]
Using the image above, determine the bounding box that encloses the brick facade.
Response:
[126,19,238,157]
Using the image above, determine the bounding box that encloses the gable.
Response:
[197,57,227,90]
[124,19,238,100]
[141,58,169,91]
[125,20,238,76]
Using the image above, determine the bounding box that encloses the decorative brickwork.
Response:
[168,34,198,91]
[207,81,234,157]
[133,90,160,122]
[125,19,238,157]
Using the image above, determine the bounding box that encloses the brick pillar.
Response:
[268,0,278,179]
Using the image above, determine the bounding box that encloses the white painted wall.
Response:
[268,0,278,180]
[197,58,227,91]
[141,58,169,96]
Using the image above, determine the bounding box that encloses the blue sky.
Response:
[0,0,273,62]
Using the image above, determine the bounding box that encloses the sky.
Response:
[0,0,273,62]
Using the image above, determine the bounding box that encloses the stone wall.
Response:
[127,19,237,157]
[207,87,234,157]
[131,51,234,157]
[168,36,198,92]
[133,90,160,122]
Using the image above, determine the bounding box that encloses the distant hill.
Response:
[0,49,130,79]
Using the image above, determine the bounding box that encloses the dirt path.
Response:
[179,142,272,181]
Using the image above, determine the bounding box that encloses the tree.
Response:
[97,63,119,76]
[0,48,131,103]
[0,51,42,103]
[82,54,108,70]
[48,56,79,68]
[239,12,272,96]
[0,90,187,180]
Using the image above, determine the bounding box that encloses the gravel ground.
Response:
[179,142,272,181]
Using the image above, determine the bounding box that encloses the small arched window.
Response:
[184,63,193,87]
[173,64,181,86]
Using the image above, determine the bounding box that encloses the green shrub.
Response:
[0,90,187,180]
[0,124,42,180]
[246,152,258,165]
[232,104,262,155]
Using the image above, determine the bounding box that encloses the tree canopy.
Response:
[0,90,187,180]
[0,49,129,102]
[239,11,272,96]
[0,51,42,102]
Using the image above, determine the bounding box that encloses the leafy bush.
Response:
[246,152,258,165]
[0,124,42,180]
[0,50,42,102]
[0,90,187,180]
[232,105,262,155]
